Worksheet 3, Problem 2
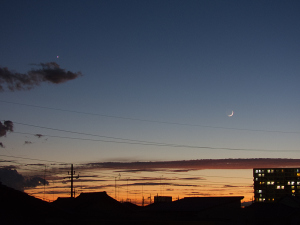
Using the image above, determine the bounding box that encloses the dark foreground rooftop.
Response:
[2,183,300,225]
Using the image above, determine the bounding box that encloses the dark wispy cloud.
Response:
[0,168,48,191]
[0,62,82,91]
[169,169,193,172]
[79,158,300,171]
[25,163,45,166]
[24,177,48,188]
[0,120,13,147]
[35,134,44,138]
[113,169,162,173]
[223,185,239,188]
[0,121,13,137]
[124,182,171,187]
[180,177,205,180]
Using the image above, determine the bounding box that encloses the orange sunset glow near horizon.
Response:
[16,158,300,205]
[24,168,253,205]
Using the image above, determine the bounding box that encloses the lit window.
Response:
[255,170,259,173]
[262,174,265,177]
[291,181,295,185]
[267,181,270,185]
[258,174,261,177]
[271,181,274,185]
[292,186,295,189]
[281,186,285,189]
[297,173,300,177]
[277,186,281,189]
[255,178,258,181]
[292,190,295,193]
[297,181,300,185]
[288,181,291,185]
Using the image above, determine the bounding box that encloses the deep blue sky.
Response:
[1,0,300,164]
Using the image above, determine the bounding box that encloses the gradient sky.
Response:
[1,0,300,203]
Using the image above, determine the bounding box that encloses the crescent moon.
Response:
[228,111,234,117]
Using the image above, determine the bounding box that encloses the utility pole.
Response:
[67,164,79,198]
[115,176,117,200]
[142,185,144,207]
[43,165,46,201]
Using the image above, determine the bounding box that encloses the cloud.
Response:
[0,121,13,137]
[113,169,162,173]
[0,121,13,147]
[0,62,82,91]
[79,158,300,171]
[223,185,239,188]
[180,177,205,180]
[35,134,44,138]
[0,168,48,191]
[25,163,45,166]
[169,169,194,172]
[24,176,49,188]
[166,188,174,191]
[125,182,171,187]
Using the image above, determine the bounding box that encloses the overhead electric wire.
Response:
[14,122,173,144]
[13,131,300,152]
[1,100,299,134]
[0,154,67,164]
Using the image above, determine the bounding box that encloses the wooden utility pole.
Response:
[67,164,79,198]
[71,164,74,198]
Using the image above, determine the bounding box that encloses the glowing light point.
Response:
[57,56,59,58]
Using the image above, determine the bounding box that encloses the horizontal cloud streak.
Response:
[80,158,300,171]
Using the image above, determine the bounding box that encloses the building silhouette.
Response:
[154,195,172,203]
[253,168,300,202]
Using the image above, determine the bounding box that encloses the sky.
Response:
[1,0,300,204]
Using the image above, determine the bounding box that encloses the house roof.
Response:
[145,196,244,212]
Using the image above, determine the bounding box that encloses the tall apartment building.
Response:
[253,168,300,202]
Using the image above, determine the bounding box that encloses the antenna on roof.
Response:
[115,173,121,200]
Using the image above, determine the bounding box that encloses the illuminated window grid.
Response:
[253,168,300,202]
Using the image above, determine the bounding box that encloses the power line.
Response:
[1,100,299,134]
[14,122,176,144]
[0,154,67,164]
[13,131,300,152]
